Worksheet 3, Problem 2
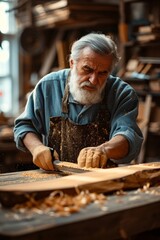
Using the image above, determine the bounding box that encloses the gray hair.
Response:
[70,33,120,68]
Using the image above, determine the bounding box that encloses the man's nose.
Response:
[89,73,98,85]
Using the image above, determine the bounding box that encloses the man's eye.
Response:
[83,67,92,73]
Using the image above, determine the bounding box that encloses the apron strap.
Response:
[62,73,70,114]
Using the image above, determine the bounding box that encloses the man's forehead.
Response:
[78,51,112,71]
[79,47,99,59]
[79,46,112,60]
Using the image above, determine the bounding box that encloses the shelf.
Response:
[124,76,159,82]
[124,0,149,3]
[119,0,160,162]
[122,40,160,48]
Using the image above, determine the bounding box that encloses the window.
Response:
[0,0,19,116]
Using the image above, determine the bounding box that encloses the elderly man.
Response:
[14,33,143,171]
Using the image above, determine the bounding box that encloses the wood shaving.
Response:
[136,182,150,193]
[13,190,106,216]
[135,183,160,195]
[115,189,127,196]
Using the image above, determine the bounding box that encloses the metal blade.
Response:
[53,160,90,174]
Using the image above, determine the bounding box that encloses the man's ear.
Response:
[69,59,74,69]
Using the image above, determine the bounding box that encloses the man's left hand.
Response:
[77,146,108,168]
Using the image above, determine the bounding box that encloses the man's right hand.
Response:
[23,132,60,171]
[32,145,54,170]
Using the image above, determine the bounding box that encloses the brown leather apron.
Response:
[48,79,114,166]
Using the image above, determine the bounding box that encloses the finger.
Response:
[85,149,96,168]
[53,150,59,160]
[100,154,107,168]
[33,154,49,170]
[77,149,87,167]
[39,158,50,170]
[43,149,54,170]
[34,150,53,171]
[92,150,101,168]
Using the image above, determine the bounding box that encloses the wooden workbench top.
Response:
[0,184,160,240]
[0,163,160,239]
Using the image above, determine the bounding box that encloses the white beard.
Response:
[69,67,107,105]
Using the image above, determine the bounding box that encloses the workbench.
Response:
[0,169,160,240]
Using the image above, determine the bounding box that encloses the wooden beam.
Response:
[39,30,64,77]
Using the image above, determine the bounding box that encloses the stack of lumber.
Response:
[137,24,160,43]
[15,0,119,29]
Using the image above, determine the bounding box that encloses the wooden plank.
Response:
[1,162,160,192]
[56,39,69,69]
[137,94,152,163]
[39,30,64,77]
[0,162,160,207]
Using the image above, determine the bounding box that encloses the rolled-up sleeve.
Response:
[108,77,143,163]
[14,88,44,151]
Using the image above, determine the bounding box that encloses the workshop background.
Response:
[0,0,160,173]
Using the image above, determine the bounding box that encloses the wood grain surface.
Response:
[0,162,160,207]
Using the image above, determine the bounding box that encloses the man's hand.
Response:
[23,132,60,171]
[77,146,108,168]
[32,145,59,171]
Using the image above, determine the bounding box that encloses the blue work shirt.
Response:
[14,69,143,164]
